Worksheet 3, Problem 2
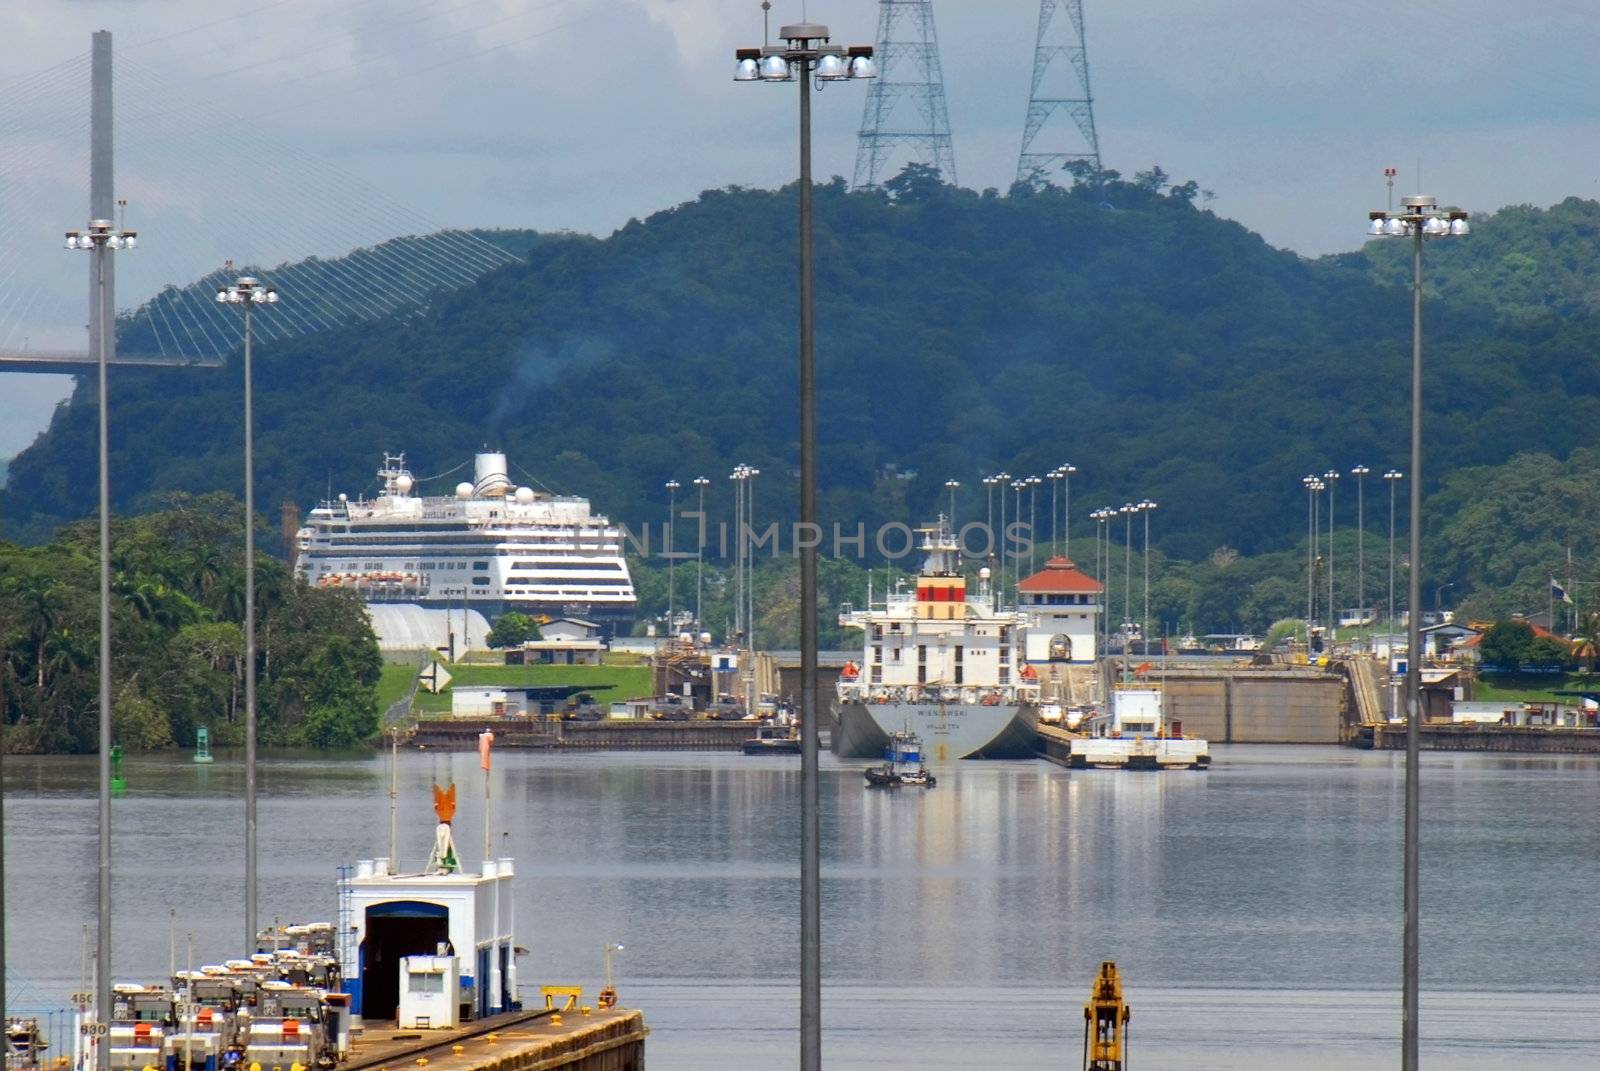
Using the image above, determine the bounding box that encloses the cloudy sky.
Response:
[0,0,1596,455]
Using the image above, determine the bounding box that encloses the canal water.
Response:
[6,745,1598,1068]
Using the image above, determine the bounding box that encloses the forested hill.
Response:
[6,174,1600,568]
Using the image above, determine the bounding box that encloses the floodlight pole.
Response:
[1368,193,1468,1071]
[217,275,279,950]
[65,218,135,1068]
[733,23,874,1069]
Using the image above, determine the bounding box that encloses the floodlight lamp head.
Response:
[735,57,759,81]
[815,53,847,80]
[1367,218,1385,236]
[758,54,792,80]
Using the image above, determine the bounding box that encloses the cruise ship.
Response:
[832,519,1041,762]
[294,452,635,628]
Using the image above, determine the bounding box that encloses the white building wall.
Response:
[451,688,532,717]
[1023,600,1100,664]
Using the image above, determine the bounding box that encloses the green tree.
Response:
[485,612,537,649]
[1526,635,1573,669]
[1479,620,1535,670]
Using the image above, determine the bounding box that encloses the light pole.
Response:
[215,274,277,951]
[664,480,680,639]
[996,472,1011,602]
[735,22,875,1065]
[1303,475,1317,641]
[1098,507,1116,656]
[1012,480,1026,591]
[1092,509,1109,655]
[693,477,710,631]
[1027,476,1041,575]
[1385,470,1403,635]
[1139,501,1157,655]
[1048,469,1061,551]
[1352,466,1370,634]
[1324,469,1340,638]
[65,217,136,1058]
[1062,463,1076,560]
[730,466,745,644]
[746,467,759,653]
[944,479,960,530]
[1368,192,1469,1070]
[1121,504,1134,662]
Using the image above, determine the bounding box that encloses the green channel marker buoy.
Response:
[194,726,214,764]
[111,742,126,795]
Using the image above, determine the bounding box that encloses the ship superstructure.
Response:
[833,519,1041,761]
[295,452,635,627]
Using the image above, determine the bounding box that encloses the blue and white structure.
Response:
[339,794,519,1025]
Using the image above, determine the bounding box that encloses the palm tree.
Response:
[1574,611,1600,675]
[2,570,65,688]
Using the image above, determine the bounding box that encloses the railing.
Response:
[382,653,430,728]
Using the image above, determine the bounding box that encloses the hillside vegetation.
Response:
[5,174,1600,626]
[0,494,382,752]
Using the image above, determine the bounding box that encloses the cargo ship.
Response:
[832,519,1041,762]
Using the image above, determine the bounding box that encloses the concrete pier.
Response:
[1365,722,1600,753]
[410,717,754,751]
[347,1008,646,1071]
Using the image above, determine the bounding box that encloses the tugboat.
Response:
[864,731,937,788]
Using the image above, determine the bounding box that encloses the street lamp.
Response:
[692,477,710,630]
[1368,192,1469,1071]
[65,217,135,1059]
[944,479,960,530]
[734,19,875,1066]
[1139,501,1157,655]
[1047,469,1061,550]
[215,274,277,951]
[1323,470,1340,637]
[1120,504,1134,666]
[664,480,680,639]
[1061,463,1077,560]
[1027,476,1042,575]
[1352,466,1370,638]
[995,472,1011,600]
[1011,480,1026,590]
[1385,470,1404,634]
[1092,508,1112,654]
[1302,475,1317,640]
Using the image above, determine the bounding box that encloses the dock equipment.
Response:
[1082,961,1130,1071]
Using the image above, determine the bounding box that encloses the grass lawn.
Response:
[406,661,656,718]
[375,663,421,713]
[442,663,652,696]
[1475,672,1600,705]
[413,689,453,715]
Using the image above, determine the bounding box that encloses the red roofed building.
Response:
[1016,556,1103,663]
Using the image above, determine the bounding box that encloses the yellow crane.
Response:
[1082,961,1131,1070]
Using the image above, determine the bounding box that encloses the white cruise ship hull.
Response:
[832,701,1039,762]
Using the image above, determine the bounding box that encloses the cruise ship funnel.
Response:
[473,451,512,497]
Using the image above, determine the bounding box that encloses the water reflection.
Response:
[5,745,1599,1068]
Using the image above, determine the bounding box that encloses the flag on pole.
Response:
[479,730,494,771]
[1552,579,1573,605]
